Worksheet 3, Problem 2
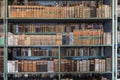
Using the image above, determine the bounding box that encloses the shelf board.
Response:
[7,18,112,23]
[7,72,112,74]
[8,45,112,47]
[13,32,59,35]
[7,72,59,74]
[61,45,112,47]
[60,72,112,74]
[14,56,58,60]
[14,56,105,60]
[7,45,59,47]
[61,56,105,59]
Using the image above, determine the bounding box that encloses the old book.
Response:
[70,60,74,72]
[60,59,65,72]
[56,34,62,45]
[47,60,54,72]
[90,59,95,71]
[103,32,107,45]
[18,61,21,72]
[36,60,41,72]
[8,60,18,72]
[95,59,99,72]
[62,34,67,45]
[106,32,112,45]
[25,36,31,46]
[83,30,89,45]
[32,60,36,72]
[21,60,24,72]
[69,6,74,18]
[104,5,109,18]
[79,60,83,72]
[53,59,58,72]
[13,35,18,45]
[106,58,112,72]
[73,30,80,45]
[27,60,32,72]
[74,48,78,56]
[90,48,95,56]
[83,47,89,56]
[37,60,47,72]
[118,5,120,17]
[79,4,84,18]
[101,5,105,18]
[102,59,106,72]
[77,60,79,72]
[8,5,12,17]
[18,35,23,45]
[23,60,28,72]
[86,60,90,72]
[99,59,102,72]
[69,32,74,45]
[82,60,86,72]
[90,7,96,17]
[118,31,120,43]
[8,32,14,45]
[28,48,31,56]
[0,1,4,18]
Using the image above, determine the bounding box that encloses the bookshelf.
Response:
[0,0,114,80]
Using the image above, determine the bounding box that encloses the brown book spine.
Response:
[23,60,28,72]
[32,60,36,72]
[54,59,58,72]
[18,61,21,72]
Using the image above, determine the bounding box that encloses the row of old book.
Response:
[10,47,103,57]
[60,47,103,57]
[73,30,111,45]
[8,31,111,46]
[10,47,58,57]
[8,74,109,80]
[8,4,111,18]
[9,23,104,34]
[8,58,111,73]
